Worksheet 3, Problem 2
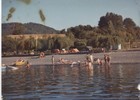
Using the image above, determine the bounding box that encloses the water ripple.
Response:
[2,63,140,100]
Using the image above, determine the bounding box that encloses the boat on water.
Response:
[14,60,27,66]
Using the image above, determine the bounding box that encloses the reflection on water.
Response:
[2,63,140,100]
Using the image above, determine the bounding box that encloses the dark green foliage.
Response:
[74,39,87,50]
[98,12,123,30]
[65,32,75,40]
[46,37,54,50]
[65,12,140,50]
[2,36,16,52]
[123,18,136,28]
[53,36,74,50]
[2,12,140,55]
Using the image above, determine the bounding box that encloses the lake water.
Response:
[2,63,140,100]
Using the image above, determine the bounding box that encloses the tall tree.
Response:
[98,12,123,30]
[123,18,136,28]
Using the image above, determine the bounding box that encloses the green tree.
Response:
[37,39,44,51]
[123,18,136,28]
[65,32,75,40]
[47,37,54,50]
[54,37,74,50]
[2,36,16,52]
[98,12,123,30]
[87,36,99,48]
[24,36,36,53]
[74,39,87,50]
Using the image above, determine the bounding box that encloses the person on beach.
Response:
[102,48,105,53]
[51,56,55,65]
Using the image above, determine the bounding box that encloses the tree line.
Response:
[2,12,140,55]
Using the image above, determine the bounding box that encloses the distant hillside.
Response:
[2,22,59,35]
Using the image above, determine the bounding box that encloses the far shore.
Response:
[2,50,140,66]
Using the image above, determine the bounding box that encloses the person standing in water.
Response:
[51,56,55,65]
[26,60,30,68]
[86,53,93,66]
[104,54,111,65]
[104,55,107,64]
[107,55,111,65]
[89,53,94,64]
[97,58,102,65]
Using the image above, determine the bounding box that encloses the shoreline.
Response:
[2,50,140,66]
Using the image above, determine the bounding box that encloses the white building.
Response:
[111,44,121,50]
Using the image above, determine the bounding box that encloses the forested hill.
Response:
[2,22,59,35]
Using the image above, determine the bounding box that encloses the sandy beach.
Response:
[2,50,140,66]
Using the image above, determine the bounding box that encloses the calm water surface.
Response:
[2,63,140,100]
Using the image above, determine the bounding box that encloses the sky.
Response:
[2,0,140,30]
